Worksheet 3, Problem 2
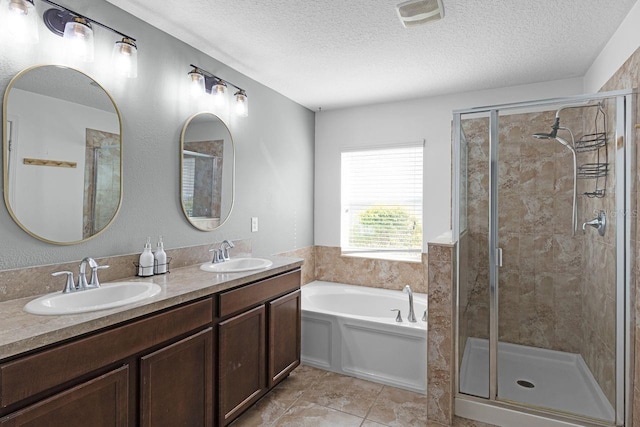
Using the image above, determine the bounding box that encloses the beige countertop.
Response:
[0,256,303,360]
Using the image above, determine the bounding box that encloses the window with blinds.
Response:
[182,156,196,216]
[341,143,423,261]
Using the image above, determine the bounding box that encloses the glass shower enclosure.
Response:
[452,90,635,426]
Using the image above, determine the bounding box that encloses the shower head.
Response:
[533,117,560,140]
[533,132,553,140]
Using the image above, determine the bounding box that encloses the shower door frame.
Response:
[452,89,635,427]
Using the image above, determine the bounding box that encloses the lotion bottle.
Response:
[138,237,154,277]
[154,236,167,274]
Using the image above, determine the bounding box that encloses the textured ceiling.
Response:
[106,0,638,110]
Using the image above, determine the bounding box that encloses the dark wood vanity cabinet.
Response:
[218,305,267,425]
[0,298,213,426]
[0,267,301,427]
[140,328,213,427]
[217,269,301,426]
[268,289,301,387]
[0,365,129,427]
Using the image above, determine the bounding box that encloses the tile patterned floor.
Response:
[230,365,494,427]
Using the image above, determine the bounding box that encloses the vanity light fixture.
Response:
[2,0,39,44]
[33,0,138,76]
[188,67,206,98]
[188,64,249,117]
[234,89,248,118]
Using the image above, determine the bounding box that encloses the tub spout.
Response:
[403,285,417,323]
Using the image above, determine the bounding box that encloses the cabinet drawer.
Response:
[0,365,129,427]
[218,270,300,318]
[0,298,212,409]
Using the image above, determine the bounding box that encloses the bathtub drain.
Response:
[516,380,535,388]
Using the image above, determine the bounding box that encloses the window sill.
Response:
[340,251,423,263]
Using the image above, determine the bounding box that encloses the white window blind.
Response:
[182,156,195,216]
[341,144,423,260]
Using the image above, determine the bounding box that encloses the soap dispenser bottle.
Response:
[138,237,154,277]
[154,236,167,274]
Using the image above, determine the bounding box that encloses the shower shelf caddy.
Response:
[576,106,608,198]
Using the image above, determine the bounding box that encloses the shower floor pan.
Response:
[459,338,614,422]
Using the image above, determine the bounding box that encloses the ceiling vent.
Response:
[396,0,444,28]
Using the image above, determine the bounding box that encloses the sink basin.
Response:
[200,257,273,273]
[24,282,162,315]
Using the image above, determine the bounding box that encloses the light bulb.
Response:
[234,90,248,117]
[188,69,205,98]
[112,38,138,78]
[211,80,228,107]
[63,17,94,62]
[3,0,38,44]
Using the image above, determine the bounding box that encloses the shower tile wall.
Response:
[579,101,617,407]
[596,45,640,423]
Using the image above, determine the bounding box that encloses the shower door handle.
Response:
[495,248,503,267]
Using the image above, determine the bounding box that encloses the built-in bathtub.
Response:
[301,281,427,393]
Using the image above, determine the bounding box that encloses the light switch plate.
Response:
[251,217,258,232]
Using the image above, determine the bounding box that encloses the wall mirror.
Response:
[3,65,122,245]
[180,112,235,231]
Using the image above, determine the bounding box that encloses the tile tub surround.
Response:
[229,364,496,427]
[275,246,316,285]
[314,245,428,293]
[0,255,302,360]
[427,239,456,425]
[0,239,252,303]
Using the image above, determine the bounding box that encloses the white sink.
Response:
[200,257,273,273]
[24,282,162,315]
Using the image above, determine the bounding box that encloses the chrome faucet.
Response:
[53,258,109,293]
[78,257,98,289]
[403,285,417,323]
[220,240,235,261]
[52,271,76,294]
[210,240,235,263]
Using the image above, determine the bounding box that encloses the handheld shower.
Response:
[532,116,578,235]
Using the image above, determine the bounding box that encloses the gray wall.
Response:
[0,1,314,270]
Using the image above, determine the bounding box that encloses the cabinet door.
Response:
[140,328,213,427]
[268,290,301,387]
[0,365,128,427]
[218,305,266,426]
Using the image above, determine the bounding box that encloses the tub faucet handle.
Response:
[422,309,427,322]
[391,309,403,323]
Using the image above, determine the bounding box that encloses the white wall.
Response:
[8,89,118,242]
[314,77,584,249]
[584,0,640,93]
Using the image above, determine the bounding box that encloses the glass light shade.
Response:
[211,81,228,107]
[3,0,38,44]
[235,90,248,117]
[63,17,94,62]
[188,70,205,97]
[112,38,138,78]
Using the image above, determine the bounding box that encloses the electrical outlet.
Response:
[251,217,258,232]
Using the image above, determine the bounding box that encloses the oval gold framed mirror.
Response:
[180,112,235,231]
[3,65,123,245]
